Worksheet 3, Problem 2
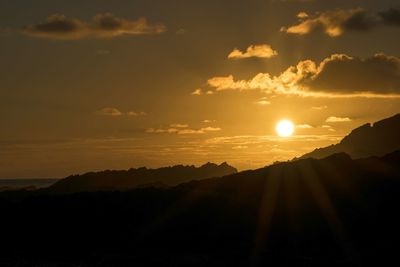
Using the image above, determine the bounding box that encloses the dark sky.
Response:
[1,0,400,178]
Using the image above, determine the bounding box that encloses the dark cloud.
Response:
[23,13,166,40]
[379,8,400,26]
[307,54,400,94]
[282,8,400,37]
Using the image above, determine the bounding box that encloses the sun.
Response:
[276,119,295,137]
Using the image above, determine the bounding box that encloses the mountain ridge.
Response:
[299,113,400,160]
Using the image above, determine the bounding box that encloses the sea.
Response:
[0,179,59,190]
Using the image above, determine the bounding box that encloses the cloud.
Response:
[296,124,313,129]
[312,105,328,110]
[127,111,147,116]
[255,97,271,105]
[146,126,221,135]
[191,88,203,95]
[325,116,352,122]
[23,13,166,40]
[379,8,400,26]
[203,119,216,123]
[97,108,146,116]
[97,107,123,116]
[322,125,336,131]
[206,53,400,98]
[281,8,378,37]
[282,8,400,37]
[170,124,189,128]
[232,145,248,150]
[228,44,278,59]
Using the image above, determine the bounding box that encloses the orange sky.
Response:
[1,0,400,178]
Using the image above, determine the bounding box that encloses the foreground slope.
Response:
[299,113,400,160]
[47,162,237,194]
[1,151,400,266]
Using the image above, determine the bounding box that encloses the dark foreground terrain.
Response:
[1,151,400,266]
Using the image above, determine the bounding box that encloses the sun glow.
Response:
[276,119,295,137]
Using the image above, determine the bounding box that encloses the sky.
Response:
[1,0,400,178]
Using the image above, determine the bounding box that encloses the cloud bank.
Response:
[206,53,400,98]
[23,14,166,40]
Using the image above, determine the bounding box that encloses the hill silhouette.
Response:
[299,113,400,160]
[1,151,400,266]
[47,162,237,194]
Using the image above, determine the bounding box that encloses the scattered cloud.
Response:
[312,105,328,110]
[228,44,278,59]
[322,125,336,131]
[23,13,166,40]
[296,124,313,129]
[127,111,147,116]
[146,126,221,135]
[96,107,123,116]
[282,8,400,37]
[326,116,352,122]
[206,53,400,98]
[96,107,146,117]
[255,97,271,105]
[203,119,217,123]
[191,88,203,95]
[170,123,189,128]
[232,145,248,150]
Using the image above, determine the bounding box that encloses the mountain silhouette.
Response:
[2,151,400,266]
[299,113,400,160]
[47,162,237,194]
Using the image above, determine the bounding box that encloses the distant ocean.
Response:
[0,179,59,189]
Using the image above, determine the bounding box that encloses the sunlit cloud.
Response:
[282,8,400,37]
[326,116,352,122]
[228,44,278,59]
[206,53,400,98]
[232,145,249,150]
[146,126,221,135]
[296,124,313,129]
[170,123,189,128]
[23,13,166,40]
[191,88,203,95]
[281,8,377,37]
[255,97,271,105]
[322,125,336,131]
[312,105,328,110]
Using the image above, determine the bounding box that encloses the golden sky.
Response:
[1,0,400,178]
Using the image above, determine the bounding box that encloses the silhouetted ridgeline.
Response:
[299,113,400,160]
[46,162,237,194]
[1,151,400,266]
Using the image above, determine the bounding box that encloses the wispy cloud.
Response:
[146,125,221,135]
[228,44,278,59]
[23,13,166,40]
[191,88,203,95]
[255,97,271,105]
[296,124,313,129]
[326,116,352,122]
[96,107,146,117]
